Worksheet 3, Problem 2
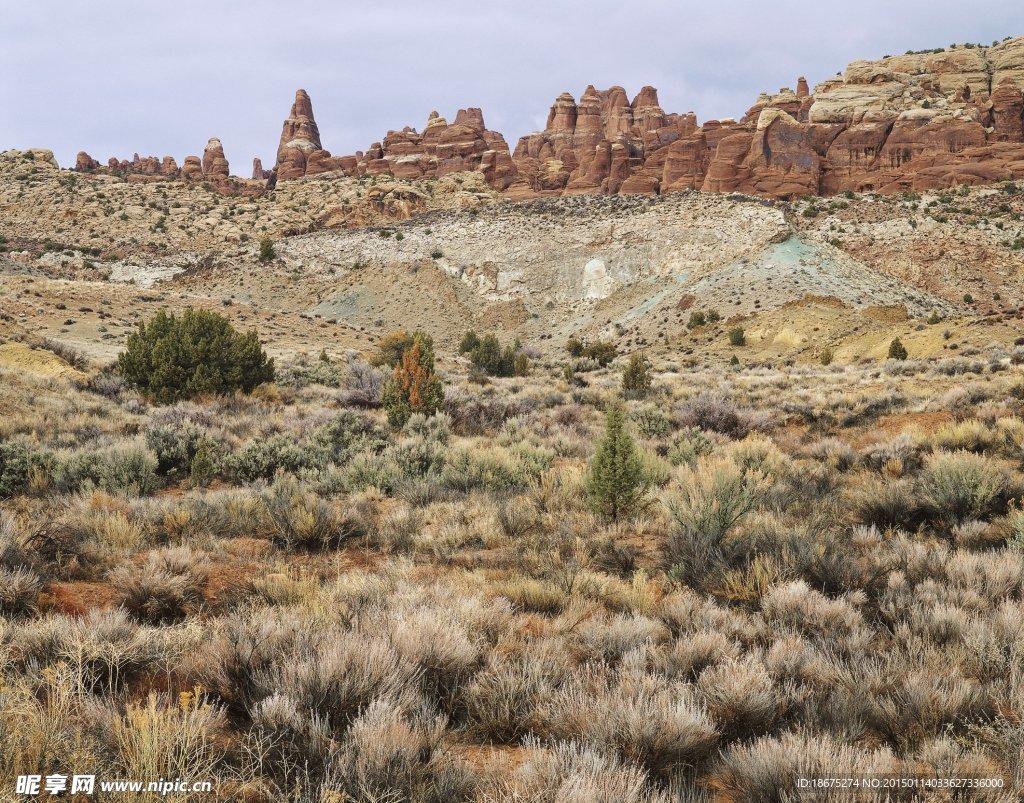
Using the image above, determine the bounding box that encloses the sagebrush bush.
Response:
[118,308,274,403]
[924,450,1007,524]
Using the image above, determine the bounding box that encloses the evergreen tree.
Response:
[888,337,908,360]
[117,308,274,403]
[586,408,650,521]
[621,352,652,399]
[382,335,444,427]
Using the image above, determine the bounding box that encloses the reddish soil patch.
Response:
[45,581,117,615]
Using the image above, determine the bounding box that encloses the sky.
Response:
[2,1,1023,175]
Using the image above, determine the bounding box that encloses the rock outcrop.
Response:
[510,37,1024,198]
[66,35,1024,200]
[269,90,517,189]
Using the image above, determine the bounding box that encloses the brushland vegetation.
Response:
[2,327,1024,802]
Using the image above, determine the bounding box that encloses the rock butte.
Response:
[72,36,1024,199]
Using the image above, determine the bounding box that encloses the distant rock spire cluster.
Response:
[72,36,1024,199]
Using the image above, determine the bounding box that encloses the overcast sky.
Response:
[2,1,1022,174]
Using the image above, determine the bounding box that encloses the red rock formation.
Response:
[65,36,1024,201]
[202,138,229,180]
[75,152,100,171]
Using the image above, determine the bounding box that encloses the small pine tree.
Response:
[621,352,652,399]
[190,438,218,487]
[586,408,649,521]
[382,336,444,428]
[888,337,908,360]
[728,327,745,346]
[258,238,276,263]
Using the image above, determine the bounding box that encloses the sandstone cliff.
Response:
[68,35,1024,200]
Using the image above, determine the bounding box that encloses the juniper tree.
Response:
[586,408,649,521]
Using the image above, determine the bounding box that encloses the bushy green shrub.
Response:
[924,451,1007,524]
[0,440,43,498]
[888,338,908,361]
[728,327,746,347]
[586,408,650,521]
[118,309,274,403]
[258,238,276,262]
[466,333,529,377]
[52,443,159,496]
[228,435,310,482]
[622,353,652,399]
[566,336,617,367]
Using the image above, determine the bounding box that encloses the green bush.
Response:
[621,353,652,399]
[0,441,40,499]
[228,435,310,482]
[924,451,1007,524]
[467,334,528,377]
[586,408,650,521]
[459,330,481,354]
[887,338,908,361]
[728,327,746,347]
[258,238,276,262]
[52,443,158,496]
[118,309,274,403]
[687,311,707,329]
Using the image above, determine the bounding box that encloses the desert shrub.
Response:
[727,327,745,346]
[258,237,276,262]
[924,451,1007,524]
[0,439,45,498]
[261,473,361,551]
[666,429,715,466]
[0,566,41,617]
[676,393,749,438]
[565,336,617,366]
[117,308,274,403]
[444,388,532,435]
[308,409,383,466]
[442,444,550,494]
[687,311,706,329]
[459,330,481,354]
[93,691,226,795]
[52,443,158,496]
[506,738,664,803]
[228,435,309,482]
[108,547,206,623]
[630,405,672,439]
[696,658,778,740]
[849,475,923,530]
[541,670,719,779]
[145,418,208,477]
[715,731,897,803]
[189,438,220,486]
[341,360,384,407]
[586,408,651,521]
[17,609,167,692]
[622,353,652,399]
[665,456,768,586]
[888,337,908,360]
[382,335,444,428]
[932,419,996,453]
[329,699,477,803]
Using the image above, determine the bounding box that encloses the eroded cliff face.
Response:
[70,36,1024,199]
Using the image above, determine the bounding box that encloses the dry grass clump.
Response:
[108,546,206,623]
